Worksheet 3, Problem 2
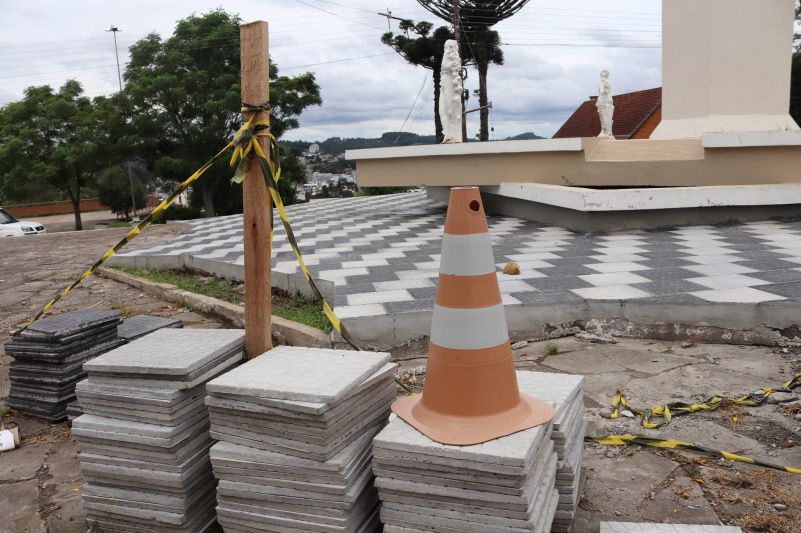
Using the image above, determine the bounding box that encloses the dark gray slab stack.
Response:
[4,310,123,421]
[117,315,183,342]
[205,346,396,532]
[73,328,245,533]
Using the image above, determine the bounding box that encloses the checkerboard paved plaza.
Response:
[115,192,801,322]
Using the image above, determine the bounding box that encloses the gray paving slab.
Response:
[373,413,551,471]
[600,524,742,533]
[18,309,120,341]
[207,390,395,441]
[82,483,202,509]
[76,378,194,404]
[87,351,242,390]
[76,428,211,464]
[375,452,558,512]
[79,440,212,474]
[84,328,244,377]
[210,429,375,477]
[206,345,389,403]
[217,466,373,504]
[210,409,389,461]
[117,315,183,341]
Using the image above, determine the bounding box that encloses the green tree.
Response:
[0,81,114,230]
[468,27,503,141]
[124,9,321,217]
[382,22,455,143]
[97,166,147,220]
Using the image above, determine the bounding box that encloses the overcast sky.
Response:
[0,0,662,141]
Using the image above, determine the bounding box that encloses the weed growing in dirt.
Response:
[0,399,7,418]
[544,341,559,356]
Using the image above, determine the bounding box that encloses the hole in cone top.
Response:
[444,187,488,235]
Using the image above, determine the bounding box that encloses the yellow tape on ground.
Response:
[587,434,801,476]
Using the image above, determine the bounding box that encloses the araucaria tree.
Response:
[382,21,455,143]
[0,81,114,230]
[417,0,529,141]
[125,9,321,216]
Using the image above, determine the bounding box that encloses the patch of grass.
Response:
[0,399,8,418]
[544,341,559,356]
[113,267,331,332]
[116,266,243,305]
[110,220,132,228]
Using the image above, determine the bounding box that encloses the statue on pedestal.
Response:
[597,70,615,139]
[440,39,463,144]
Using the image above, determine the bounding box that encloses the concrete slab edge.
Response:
[96,267,332,349]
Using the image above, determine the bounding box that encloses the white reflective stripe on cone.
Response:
[430,303,510,350]
[439,233,496,276]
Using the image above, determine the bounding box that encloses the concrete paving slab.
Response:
[84,328,243,376]
[205,345,389,403]
[117,314,183,341]
[86,349,243,390]
[0,443,48,481]
[18,309,120,341]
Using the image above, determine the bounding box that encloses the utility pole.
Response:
[107,25,138,220]
[450,1,467,142]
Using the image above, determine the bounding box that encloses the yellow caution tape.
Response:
[14,106,360,352]
[586,434,801,476]
[602,372,801,429]
[231,103,360,350]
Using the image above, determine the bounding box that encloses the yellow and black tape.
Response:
[14,107,358,352]
[586,434,801,476]
[231,104,360,351]
[603,372,801,429]
[11,139,237,337]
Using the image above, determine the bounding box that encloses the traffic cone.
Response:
[392,187,554,445]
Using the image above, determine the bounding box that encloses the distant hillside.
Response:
[283,131,543,155]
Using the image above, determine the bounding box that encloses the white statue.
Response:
[596,70,615,139]
[439,39,463,144]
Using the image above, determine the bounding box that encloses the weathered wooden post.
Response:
[240,21,272,358]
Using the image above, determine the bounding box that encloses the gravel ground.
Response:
[1,228,801,532]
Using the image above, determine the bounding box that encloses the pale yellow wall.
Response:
[652,0,799,139]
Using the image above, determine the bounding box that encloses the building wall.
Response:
[632,106,662,140]
[653,0,799,138]
[7,195,161,218]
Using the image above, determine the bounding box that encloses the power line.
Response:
[291,0,387,30]
[395,73,429,143]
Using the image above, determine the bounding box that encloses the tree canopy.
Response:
[382,21,455,142]
[0,81,118,230]
[124,9,321,216]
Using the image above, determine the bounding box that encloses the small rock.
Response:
[795,413,801,421]
[575,331,617,344]
[773,503,787,512]
[681,340,695,348]
[767,392,799,404]
[620,410,635,418]
[511,340,529,350]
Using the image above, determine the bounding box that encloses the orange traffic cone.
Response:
[392,187,554,445]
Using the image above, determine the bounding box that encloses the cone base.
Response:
[391,393,555,446]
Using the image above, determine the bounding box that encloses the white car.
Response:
[0,207,46,237]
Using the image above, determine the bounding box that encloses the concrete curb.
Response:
[97,267,332,349]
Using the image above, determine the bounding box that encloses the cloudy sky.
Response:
[0,0,662,141]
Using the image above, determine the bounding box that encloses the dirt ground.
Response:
[2,228,801,533]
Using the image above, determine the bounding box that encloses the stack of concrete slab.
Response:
[518,372,586,533]
[372,370,586,533]
[66,315,185,421]
[205,346,396,532]
[72,328,245,533]
[117,315,183,341]
[4,310,123,421]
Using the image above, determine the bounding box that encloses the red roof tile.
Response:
[553,87,662,139]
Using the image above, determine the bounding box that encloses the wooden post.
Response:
[240,21,272,358]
